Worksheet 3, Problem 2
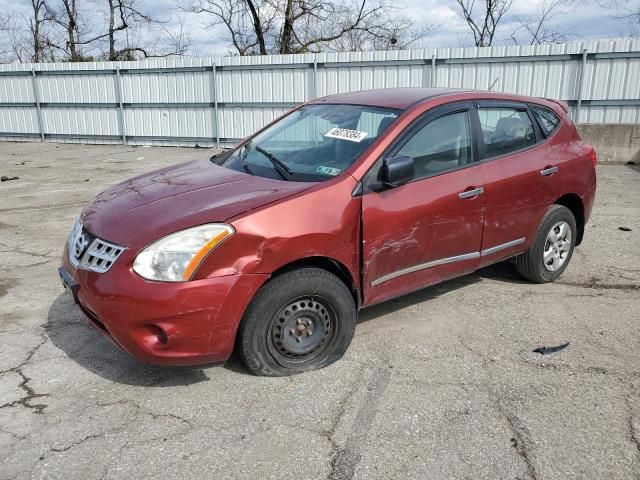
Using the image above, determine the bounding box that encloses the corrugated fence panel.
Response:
[124,107,213,138]
[43,107,119,135]
[218,68,310,103]
[218,106,289,140]
[122,71,211,104]
[0,75,34,103]
[1,38,640,145]
[0,107,38,133]
[38,74,116,103]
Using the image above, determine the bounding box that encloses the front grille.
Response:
[67,220,125,273]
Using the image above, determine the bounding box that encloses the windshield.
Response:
[213,104,401,182]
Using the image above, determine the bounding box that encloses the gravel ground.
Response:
[0,141,639,480]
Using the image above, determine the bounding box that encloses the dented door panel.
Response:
[361,165,486,305]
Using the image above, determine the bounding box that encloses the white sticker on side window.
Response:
[324,127,368,143]
[316,166,341,176]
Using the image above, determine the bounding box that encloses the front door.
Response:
[361,103,487,305]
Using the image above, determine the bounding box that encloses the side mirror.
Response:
[382,155,415,188]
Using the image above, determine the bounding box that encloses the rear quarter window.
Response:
[530,105,561,137]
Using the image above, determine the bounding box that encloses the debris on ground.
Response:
[533,342,570,355]
[1,175,19,182]
[618,227,632,232]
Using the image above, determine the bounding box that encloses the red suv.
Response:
[59,88,597,376]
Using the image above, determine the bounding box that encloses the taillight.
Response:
[588,147,597,167]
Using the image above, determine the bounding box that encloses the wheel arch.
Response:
[554,193,585,245]
[268,256,361,309]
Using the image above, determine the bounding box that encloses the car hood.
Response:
[82,158,314,249]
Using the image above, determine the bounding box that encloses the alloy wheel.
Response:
[543,220,572,272]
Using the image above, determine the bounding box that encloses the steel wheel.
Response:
[543,220,572,272]
[236,268,357,376]
[267,296,336,364]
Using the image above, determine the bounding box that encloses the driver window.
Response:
[396,111,472,179]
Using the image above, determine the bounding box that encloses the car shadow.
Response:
[357,261,526,323]
[47,261,527,381]
[46,293,210,387]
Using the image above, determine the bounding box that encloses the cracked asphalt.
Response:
[1,141,639,479]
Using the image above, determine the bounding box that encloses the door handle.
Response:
[540,166,559,176]
[458,187,484,199]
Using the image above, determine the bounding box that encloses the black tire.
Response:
[515,204,577,283]
[236,268,357,376]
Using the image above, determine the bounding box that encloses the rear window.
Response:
[478,107,536,158]
[531,105,561,137]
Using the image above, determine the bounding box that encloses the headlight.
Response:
[133,224,234,282]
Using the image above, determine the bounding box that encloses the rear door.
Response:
[361,102,486,305]
[473,100,560,267]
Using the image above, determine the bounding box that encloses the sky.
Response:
[1,0,637,58]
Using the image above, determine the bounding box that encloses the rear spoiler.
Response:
[544,98,569,113]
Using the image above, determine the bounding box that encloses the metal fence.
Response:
[1,38,639,147]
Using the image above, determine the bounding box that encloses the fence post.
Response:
[431,54,437,87]
[575,48,588,123]
[312,57,318,99]
[115,67,127,145]
[211,63,220,149]
[31,68,45,141]
[421,50,428,87]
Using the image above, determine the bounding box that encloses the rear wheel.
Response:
[236,268,356,376]
[515,205,576,283]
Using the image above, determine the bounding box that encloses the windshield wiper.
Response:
[255,145,293,180]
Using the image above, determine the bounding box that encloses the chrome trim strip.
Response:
[370,237,527,287]
[370,252,480,287]
[481,237,526,256]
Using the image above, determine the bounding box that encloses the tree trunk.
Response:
[31,0,42,63]
[245,0,267,55]
[108,0,116,60]
[62,0,79,60]
[279,0,294,54]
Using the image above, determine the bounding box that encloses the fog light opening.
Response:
[151,326,169,345]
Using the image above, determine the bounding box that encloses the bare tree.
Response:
[598,0,640,35]
[101,0,169,60]
[180,0,275,55]
[181,0,432,55]
[454,0,514,47]
[29,0,54,62]
[327,9,436,51]
[44,0,91,60]
[276,0,383,54]
[510,0,579,45]
[0,14,13,62]
[115,17,193,59]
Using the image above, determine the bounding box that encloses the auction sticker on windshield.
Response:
[324,127,368,143]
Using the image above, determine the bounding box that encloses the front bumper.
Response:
[60,247,268,366]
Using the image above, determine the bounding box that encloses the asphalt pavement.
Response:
[0,142,639,479]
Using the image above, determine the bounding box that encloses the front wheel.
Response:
[236,268,356,376]
[515,205,577,283]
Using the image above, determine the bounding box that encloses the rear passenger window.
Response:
[478,108,536,158]
[531,105,561,136]
[396,111,472,179]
